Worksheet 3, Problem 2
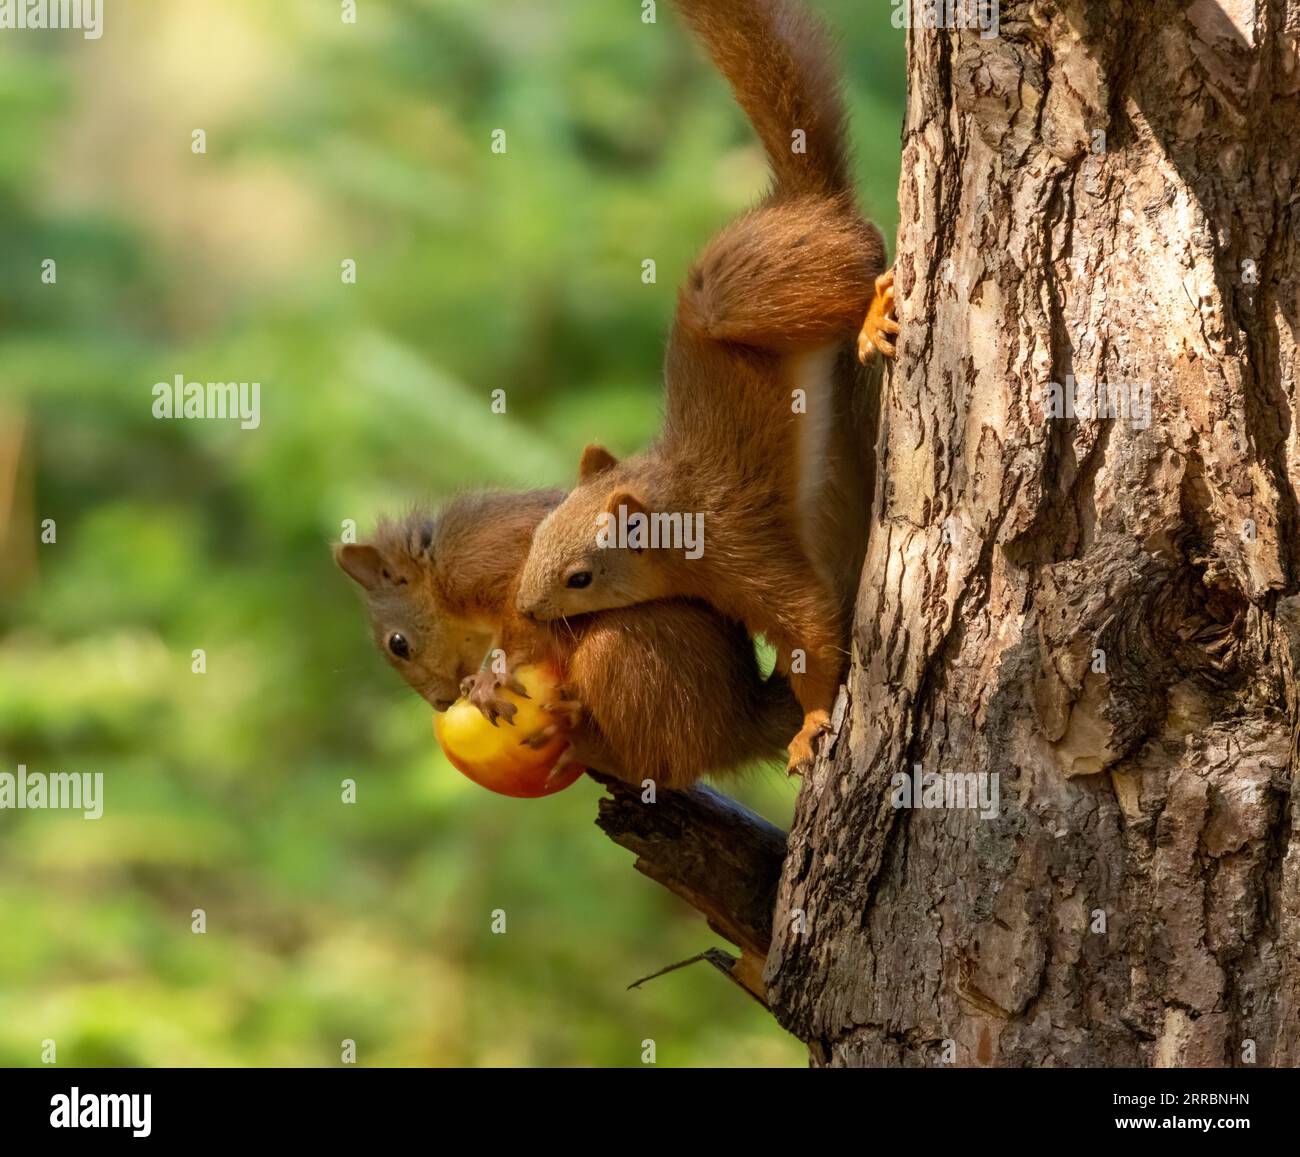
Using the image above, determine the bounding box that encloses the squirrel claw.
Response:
[542,697,584,729]
[543,748,581,788]
[520,689,585,749]
[785,711,830,776]
[519,723,561,750]
[785,747,815,777]
[483,698,518,727]
[858,268,898,364]
[461,669,519,727]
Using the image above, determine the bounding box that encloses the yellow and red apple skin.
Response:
[433,663,584,798]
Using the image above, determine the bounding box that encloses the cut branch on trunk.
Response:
[589,771,786,1001]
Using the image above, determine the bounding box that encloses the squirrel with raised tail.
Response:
[512,0,897,774]
[336,490,801,789]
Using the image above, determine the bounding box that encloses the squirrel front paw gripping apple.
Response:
[513,0,898,774]
[336,491,801,792]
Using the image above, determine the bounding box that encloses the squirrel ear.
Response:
[335,544,388,591]
[578,444,618,482]
[604,489,647,519]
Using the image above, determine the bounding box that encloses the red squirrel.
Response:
[511,0,897,774]
[335,490,801,790]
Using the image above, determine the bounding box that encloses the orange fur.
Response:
[515,0,886,773]
[336,493,800,790]
[675,0,852,198]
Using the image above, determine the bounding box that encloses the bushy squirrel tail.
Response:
[673,0,852,198]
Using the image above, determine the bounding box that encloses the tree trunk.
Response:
[764,0,1300,1066]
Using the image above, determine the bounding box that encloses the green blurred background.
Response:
[0,0,903,1066]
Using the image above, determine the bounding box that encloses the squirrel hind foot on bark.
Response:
[858,267,899,363]
[785,708,831,776]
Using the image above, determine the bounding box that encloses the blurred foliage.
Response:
[0,0,903,1066]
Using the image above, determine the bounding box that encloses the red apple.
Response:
[434,663,584,798]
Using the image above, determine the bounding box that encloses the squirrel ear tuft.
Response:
[335,544,388,591]
[604,489,647,519]
[578,444,618,482]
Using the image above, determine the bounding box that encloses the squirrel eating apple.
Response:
[510,0,898,775]
[336,491,801,792]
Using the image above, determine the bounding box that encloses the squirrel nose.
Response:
[425,688,456,711]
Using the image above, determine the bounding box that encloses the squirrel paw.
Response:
[785,710,830,776]
[460,668,528,727]
[519,694,585,748]
[518,722,562,750]
[541,687,584,728]
[857,268,899,363]
[543,747,583,789]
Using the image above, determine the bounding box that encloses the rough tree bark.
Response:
[764,0,1300,1066]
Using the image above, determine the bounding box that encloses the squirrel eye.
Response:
[387,632,411,660]
[566,571,593,590]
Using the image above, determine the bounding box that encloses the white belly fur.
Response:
[789,343,839,585]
